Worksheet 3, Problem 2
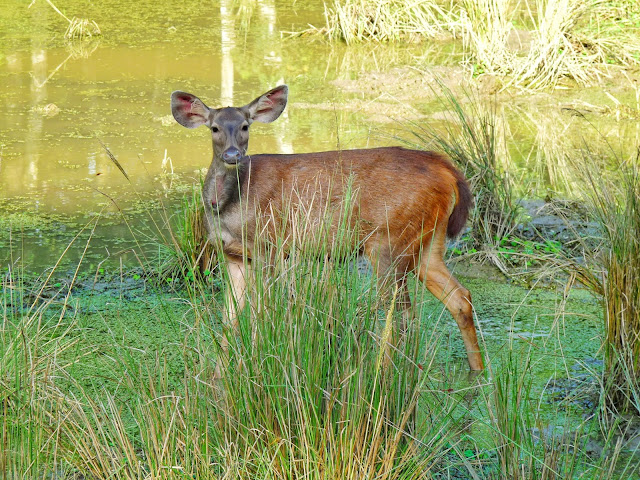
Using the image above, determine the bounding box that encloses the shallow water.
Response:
[1,0,639,270]
[0,0,413,268]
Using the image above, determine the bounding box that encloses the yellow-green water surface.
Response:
[1,0,639,269]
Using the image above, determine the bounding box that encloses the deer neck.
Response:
[205,156,248,214]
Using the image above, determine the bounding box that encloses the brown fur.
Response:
[226,147,467,268]
[170,86,484,373]
[208,147,483,371]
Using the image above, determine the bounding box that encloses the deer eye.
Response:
[241,125,249,131]
[211,126,219,133]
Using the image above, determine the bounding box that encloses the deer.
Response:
[170,85,484,374]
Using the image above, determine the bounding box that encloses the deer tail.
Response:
[447,172,473,239]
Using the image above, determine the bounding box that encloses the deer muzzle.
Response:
[222,147,242,167]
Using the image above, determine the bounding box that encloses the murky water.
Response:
[1,0,639,270]
[0,0,421,268]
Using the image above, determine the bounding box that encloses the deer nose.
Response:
[222,147,241,164]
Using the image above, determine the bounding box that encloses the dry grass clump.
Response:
[313,0,454,44]
[460,0,640,89]
[65,17,101,39]
[459,0,516,76]
[509,0,602,89]
[303,0,640,89]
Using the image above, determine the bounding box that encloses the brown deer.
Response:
[170,85,483,372]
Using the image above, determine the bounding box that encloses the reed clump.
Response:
[460,0,640,88]
[156,186,216,284]
[542,144,640,416]
[306,0,640,89]
[583,156,640,415]
[294,0,454,44]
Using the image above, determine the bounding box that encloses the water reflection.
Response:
[0,0,331,268]
[220,0,235,106]
[1,0,638,270]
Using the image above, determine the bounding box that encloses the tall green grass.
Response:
[1,259,75,477]
[581,154,640,416]
[207,180,445,478]
[213,259,428,477]
[2,163,639,477]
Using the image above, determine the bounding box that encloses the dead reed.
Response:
[30,0,101,39]
[301,0,640,89]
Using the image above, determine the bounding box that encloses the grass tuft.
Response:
[301,0,640,89]
[155,185,216,285]
[582,151,640,416]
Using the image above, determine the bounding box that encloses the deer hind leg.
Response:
[418,253,484,371]
[365,245,413,338]
[394,273,413,335]
[215,254,249,378]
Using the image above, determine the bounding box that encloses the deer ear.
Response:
[171,91,211,128]
[243,85,288,123]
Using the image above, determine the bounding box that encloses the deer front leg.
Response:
[215,254,248,379]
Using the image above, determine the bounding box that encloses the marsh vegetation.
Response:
[1,0,640,478]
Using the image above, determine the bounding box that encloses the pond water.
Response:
[1,0,639,270]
